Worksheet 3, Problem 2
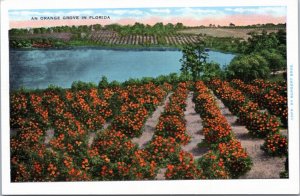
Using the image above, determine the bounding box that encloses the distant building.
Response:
[81,32,87,38]
[28,28,34,34]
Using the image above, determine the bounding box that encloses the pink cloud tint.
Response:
[10,14,286,29]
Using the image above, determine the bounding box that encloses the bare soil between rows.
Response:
[131,93,172,149]
[214,95,285,179]
[182,92,208,159]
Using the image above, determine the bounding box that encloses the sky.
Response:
[9,6,286,29]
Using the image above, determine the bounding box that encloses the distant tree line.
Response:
[187,23,286,29]
[105,22,185,36]
[10,22,285,37]
[9,22,185,37]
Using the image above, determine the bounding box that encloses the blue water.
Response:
[9,48,235,90]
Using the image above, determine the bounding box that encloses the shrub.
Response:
[155,114,190,145]
[226,53,270,82]
[217,140,252,178]
[245,112,280,138]
[90,129,157,180]
[165,151,204,180]
[144,136,181,167]
[237,101,259,124]
[202,117,233,145]
[261,133,288,156]
[111,107,148,138]
[198,151,230,179]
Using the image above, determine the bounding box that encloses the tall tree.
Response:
[226,53,270,82]
[180,43,208,81]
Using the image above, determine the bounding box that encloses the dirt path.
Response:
[155,92,208,180]
[88,121,111,147]
[214,96,285,179]
[132,93,172,149]
[36,120,111,148]
[155,168,167,180]
[182,92,209,159]
[45,129,54,146]
[280,129,288,137]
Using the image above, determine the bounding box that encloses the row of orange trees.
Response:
[110,82,170,138]
[78,82,171,180]
[152,82,203,179]
[208,79,288,157]
[230,79,287,127]
[193,81,252,178]
[10,82,172,181]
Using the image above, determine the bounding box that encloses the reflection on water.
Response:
[10,48,235,90]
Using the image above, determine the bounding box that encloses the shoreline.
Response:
[9,45,182,52]
[9,45,239,54]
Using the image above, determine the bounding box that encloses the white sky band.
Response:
[9,7,286,29]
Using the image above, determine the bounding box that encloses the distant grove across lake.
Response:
[9,23,286,53]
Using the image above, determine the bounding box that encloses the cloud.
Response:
[105,9,144,15]
[64,10,95,16]
[225,7,286,17]
[175,8,226,19]
[150,9,171,14]
[177,8,223,14]
[10,11,62,17]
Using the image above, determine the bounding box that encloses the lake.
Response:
[10,48,235,90]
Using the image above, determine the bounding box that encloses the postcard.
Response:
[1,0,299,194]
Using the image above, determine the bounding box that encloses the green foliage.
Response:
[98,77,121,89]
[98,76,109,89]
[202,62,222,81]
[228,49,286,79]
[246,30,279,53]
[276,29,286,45]
[9,28,29,36]
[224,29,287,82]
[202,36,241,53]
[180,44,208,81]
[109,80,121,88]
[52,41,67,47]
[71,81,97,91]
[226,53,270,82]
[10,39,32,48]
[46,85,64,92]
[156,35,167,45]
[256,49,286,71]
[197,151,229,179]
[106,22,185,36]
[10,37,67,48]
[261,133,288,157]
